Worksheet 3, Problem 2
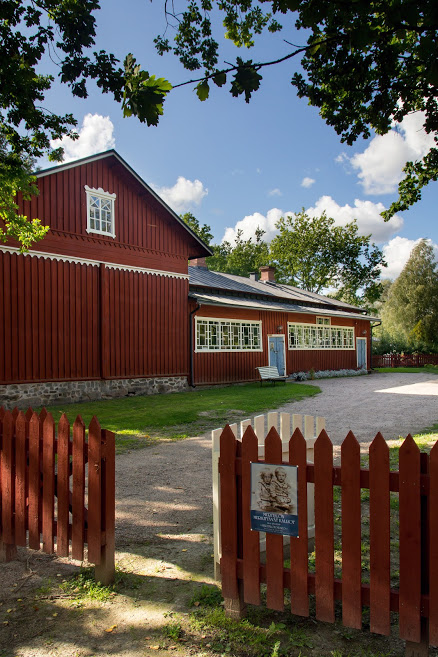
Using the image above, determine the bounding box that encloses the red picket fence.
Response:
[0,407,115,584]
[219,425,438,651]
[372,353,438,368]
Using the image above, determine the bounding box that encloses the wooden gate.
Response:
[219,424,438,654]
[0,407,115,584]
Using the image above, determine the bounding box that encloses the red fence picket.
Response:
[369,432,391,635]
[219,424,435,652]
[0,408,115,583]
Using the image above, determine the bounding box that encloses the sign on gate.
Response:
[250,462,298,536]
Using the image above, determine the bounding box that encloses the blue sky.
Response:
[40,0,437,279]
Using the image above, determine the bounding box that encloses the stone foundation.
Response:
[0,376,189,408]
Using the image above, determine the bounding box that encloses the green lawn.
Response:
[37,382,320,453]
[375,365,438,374]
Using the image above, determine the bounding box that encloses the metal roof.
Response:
[189,291,380,322]
[188,266,368,313]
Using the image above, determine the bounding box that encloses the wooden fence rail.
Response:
[0,407,115,584]
[219,424,437,654]
[212,412,325,579]
[372,353,438,368]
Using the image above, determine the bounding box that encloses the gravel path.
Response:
[115,372,438,548]
[278,371,438,445]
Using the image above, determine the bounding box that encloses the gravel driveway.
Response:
[115,372,438,548]
[278,371,438,445]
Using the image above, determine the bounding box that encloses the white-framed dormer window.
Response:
[85,186,116,238]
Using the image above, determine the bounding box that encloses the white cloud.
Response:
[268,188,282,197]
[382,236,438,280]
[154,177,208,213]
[306,195,403,243]
[222,208,290,243]
[350,111,436,195]
[50,113,115,162]
[301,177,315,188]
[221,196,403,246]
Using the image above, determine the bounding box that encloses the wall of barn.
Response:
[15,157,199,272]
[191,303,371,385]
[0,251,189,399]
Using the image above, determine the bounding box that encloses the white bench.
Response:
[256,365,288,385]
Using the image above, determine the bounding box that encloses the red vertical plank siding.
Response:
[429,441,438,644]
[341,431,362,629]
[220,425,239,600]
[42,414,55,553]
[17,254,25,380]
[3,254,12,382]
[241,426,261,605]
[314,430,335,622]
[1,411,14,544]
[399,435,421,642]
[72,416,86,560]
[10,254,19,382]
[87,416,102,565]
[57,414,70,557]
[289,428,309,616]
[28,413,41,550]
[369,433,391,636]
[14,412,27,546]
[0,255,4,382]
[265,427,285,611]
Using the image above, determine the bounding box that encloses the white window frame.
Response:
[287,321,355,350]
[316,316,331,326]
[195,316,263,353]
[85,185,116,238]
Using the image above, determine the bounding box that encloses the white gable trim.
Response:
[0,246,188,280]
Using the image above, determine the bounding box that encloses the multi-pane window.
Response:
[288,322,354,350]
[85,186,116,237]
[196,318,262,352]
[316,317,331,326]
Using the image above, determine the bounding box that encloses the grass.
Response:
[375,365,438,374]
[36,381,320,453]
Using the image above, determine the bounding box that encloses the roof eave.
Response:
[35,150,213,258]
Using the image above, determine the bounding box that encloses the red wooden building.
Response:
[188,260,379,386]
[0,151,210,406]
[0,151,378,406]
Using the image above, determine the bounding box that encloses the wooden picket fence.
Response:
[219,424,438,654]
[0,407,115,584]
[372,353,438,368]
[212,412,325,579]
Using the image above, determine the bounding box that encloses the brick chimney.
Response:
[259,265,276,282]
[189,257,208,268]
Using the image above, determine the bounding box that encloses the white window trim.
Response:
[316,316,331,325]
[85,185,117,238]
[287,321,355,350]
[195,316,263,353]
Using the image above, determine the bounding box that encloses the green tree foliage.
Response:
[3,1,437,249]
[0,0,171,248]
[180,212,214,245]
[158,0,438,219]
[380,240,438,352]
[269,211,386,305]
[207,227,270,277]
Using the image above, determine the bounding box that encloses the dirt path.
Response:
[2,372,438,657]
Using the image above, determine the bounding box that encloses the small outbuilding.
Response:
[188,259,378,386]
